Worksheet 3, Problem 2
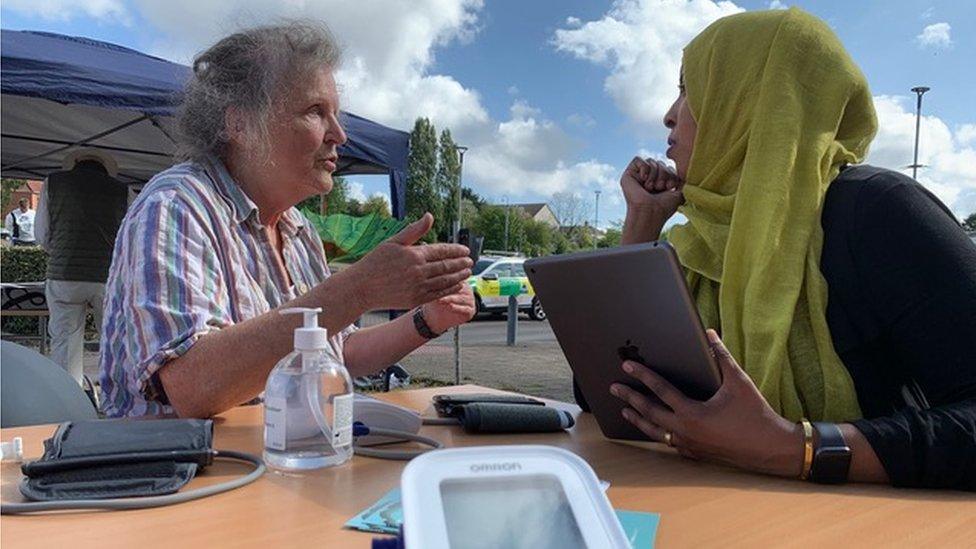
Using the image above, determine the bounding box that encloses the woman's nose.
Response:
[326,116,347,146]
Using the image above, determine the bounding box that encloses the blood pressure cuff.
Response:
[19,419,213,501]
[458,403,575,434]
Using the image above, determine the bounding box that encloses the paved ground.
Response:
[402,316,575,402]
[77,313,576,403]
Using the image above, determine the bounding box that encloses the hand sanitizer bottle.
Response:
[263,307,354,472]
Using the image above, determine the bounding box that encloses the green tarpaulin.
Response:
[303,210,408,263]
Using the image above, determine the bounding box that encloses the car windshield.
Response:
[473,259,495,275]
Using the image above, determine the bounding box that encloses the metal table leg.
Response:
[39,315,48,355]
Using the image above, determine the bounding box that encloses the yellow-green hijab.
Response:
[669,8,877,421]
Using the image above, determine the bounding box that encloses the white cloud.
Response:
[552,0,743,138]
[565,16,582,27]
[555,2,974,219]
[868,96,976,217]
[916,22,952,49]
[567,113,596,128]
[347,181,368,202]
[124,0,620,203]
[768,0,787,9]
[463,99,617,197]
[2,0,129,22]
[921,7,934,19]
[134,0,490,133]
[955,124,976,148]
[370,192,391,208]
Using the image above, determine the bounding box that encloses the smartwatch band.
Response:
[809,422,852,484]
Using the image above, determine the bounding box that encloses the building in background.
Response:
[495,202,560,228]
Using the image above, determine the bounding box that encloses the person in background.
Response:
[34,148,127,386]
[597,8,975,490]
[99,22,476,418]
[4,198,36,245]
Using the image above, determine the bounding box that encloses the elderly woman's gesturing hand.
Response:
[610,329,805,477]
[351,213,473,311]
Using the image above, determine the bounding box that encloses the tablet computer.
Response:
[525,242,721,441]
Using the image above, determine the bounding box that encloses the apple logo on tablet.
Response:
[617,339,647,365]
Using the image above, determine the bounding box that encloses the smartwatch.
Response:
[412,307,442,340]
[809,422,851,484]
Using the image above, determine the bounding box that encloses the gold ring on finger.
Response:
[664,430,675,448]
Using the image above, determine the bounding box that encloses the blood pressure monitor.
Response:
[400,445,628,548]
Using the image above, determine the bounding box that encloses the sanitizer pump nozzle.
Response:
[280,307,326,352]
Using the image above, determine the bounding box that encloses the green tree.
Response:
[522,219,554,257]
[361,195,392,218]
[461,187,486,209]
[597,228,622,248]
[963,212,976,232]
[405,117,441,242]
[435,129,462,240]
[552,230,575,254]
[324,176,349,214]
[345,198,364,216]
[296,175,348,215]
[573,225,596,249]
[473,205,525,253]
[460,198,480,230]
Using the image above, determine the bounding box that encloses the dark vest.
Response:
[45,161,128,283]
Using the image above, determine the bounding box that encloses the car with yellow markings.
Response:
[468,255,545,320]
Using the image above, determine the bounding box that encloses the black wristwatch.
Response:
[809,422,852,484]
[412,307,442,339]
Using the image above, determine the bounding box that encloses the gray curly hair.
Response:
[177,21,342,162]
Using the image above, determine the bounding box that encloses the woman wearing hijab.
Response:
[604,8,976,489]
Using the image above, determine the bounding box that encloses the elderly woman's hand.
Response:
[351,213,473,311]
[610,329,805,477]
[620,157,684,244]
[422,283,476,335]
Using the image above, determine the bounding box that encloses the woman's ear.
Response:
[224,106,247,146]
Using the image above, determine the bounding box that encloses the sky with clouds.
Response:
[2,0,974,226]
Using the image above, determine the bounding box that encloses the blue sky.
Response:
[3,0,974,226]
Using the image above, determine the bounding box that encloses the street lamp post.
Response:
[453,145,468,385]
[594,190,601,249]
[910,86,930,180]
[503,196,510,251]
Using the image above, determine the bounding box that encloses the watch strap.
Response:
[809,422,852,484]
[412,307,442,339]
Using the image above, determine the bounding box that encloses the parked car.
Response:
[468,255,546,321]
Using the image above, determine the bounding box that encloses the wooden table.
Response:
[2,385,973,548]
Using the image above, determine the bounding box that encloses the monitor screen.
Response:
[439,474,587,549]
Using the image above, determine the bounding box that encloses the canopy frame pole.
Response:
[1,133,173,158]
[1,113,151,171]
[148,115,177,145]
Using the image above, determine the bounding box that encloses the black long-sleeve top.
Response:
[820,165,975,490]
[574,164,976,490]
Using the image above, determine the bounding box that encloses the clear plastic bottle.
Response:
[263,308,354,472]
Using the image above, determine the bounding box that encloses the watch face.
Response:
[812,447,852,484]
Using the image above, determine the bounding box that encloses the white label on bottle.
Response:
[332,393,353,448]
[264,396,287,451]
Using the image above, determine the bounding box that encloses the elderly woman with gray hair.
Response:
[99,23,475,418]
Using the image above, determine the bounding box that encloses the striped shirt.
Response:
[99,156,351,417]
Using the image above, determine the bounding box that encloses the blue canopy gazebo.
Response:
[0,29,409,218]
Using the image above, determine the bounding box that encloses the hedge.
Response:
[1,245,48,282]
